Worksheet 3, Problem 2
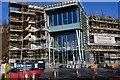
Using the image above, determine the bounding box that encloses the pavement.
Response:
[39,68,120,80]
[0,66,120,80]
[0,65,1,79]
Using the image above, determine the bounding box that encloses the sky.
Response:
[82,2,118,18]
[1,0,120,2]
[0,1,119,25]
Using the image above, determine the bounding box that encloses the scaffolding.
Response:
[9,1,48,62]
[89,15,120,65]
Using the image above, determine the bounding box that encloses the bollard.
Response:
[54,69,56,79]
[76,69,79,77]
[56,68,59,79]
[93,68,97,74]
[25,73,28,80]
[93,69,96,80]
[32,73,35,80]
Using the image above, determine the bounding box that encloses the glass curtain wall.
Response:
[55,33,81,64]
[49,9,80,26]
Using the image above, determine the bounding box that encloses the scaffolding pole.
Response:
[48,34,53,67]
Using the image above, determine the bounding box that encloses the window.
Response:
[58,13,62,25]
[68,11,72,24]
[54,14,58,26]
[63,12,67,24]
[57,33,78,51]
[49,9,80,26]
[58,37,62,47]
[49,15,53,26]
[77,9,80,22]
[73,10,77,23]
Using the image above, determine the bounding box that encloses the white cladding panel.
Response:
[94,35,116,44]
[0,64,5,74]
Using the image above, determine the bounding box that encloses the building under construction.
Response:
[8,1,120,67]
[89,15,120,65]
[9,2,48,62]
[44,0,89,68]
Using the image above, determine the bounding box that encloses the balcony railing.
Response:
[91,48,120,52]
[23,44,46,50]
[90,33,120,37]
[10,38,22,41]
[10,17,22,21]
[91,26,120,31]
[105,56,120,59]
[10,46,21,50]
[10,25,22,30]
[44,0,76,9]
[23,11,36,15]
[90,18,119,24]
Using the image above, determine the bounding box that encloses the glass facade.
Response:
[45,3,89,64]
[49,9,80,26]
[57,33,77,50]
[55,33,80,63]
